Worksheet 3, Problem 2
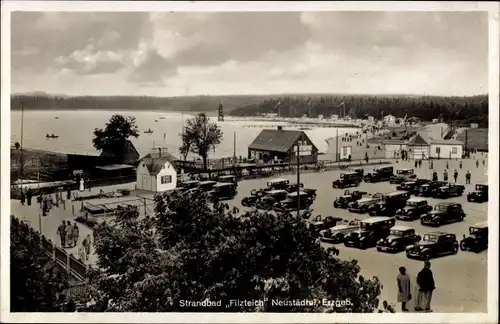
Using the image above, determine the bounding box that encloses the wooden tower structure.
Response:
[218,102,224,122]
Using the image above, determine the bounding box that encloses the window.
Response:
[161,175,172,184]
[435,147,441,153]
[452,147,457,154]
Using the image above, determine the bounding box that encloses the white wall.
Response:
[136,161,154,191]
[339,145,352,160]
[429,144,463,159]
[409,145,430,160]
[155,161,178,192]
[385,144,407,159]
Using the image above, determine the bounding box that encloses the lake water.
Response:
[10,110,359,159]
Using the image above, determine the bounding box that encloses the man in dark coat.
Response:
[415,261,435,312]
[26,188,33,206]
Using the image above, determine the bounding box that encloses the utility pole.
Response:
[37,157,42,235]
[465,128,468,156]
[20,101,25,182]
[233,131,237,175]
[296,137,301,217]
[335,128,339,162]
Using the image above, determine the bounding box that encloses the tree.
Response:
[180,113,223,171]
[92,114,139,164]
[179,139,191,161]
[10,217,69,312]
[86,191,384,312]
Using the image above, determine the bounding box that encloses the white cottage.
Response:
[383,114,396,125]
[429,139,464,159]
[136,150,178,192]
[381,140,408,159]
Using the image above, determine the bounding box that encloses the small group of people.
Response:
[19,187,34,206]
[57,220,80,248]
[396,261,435,312]
[414,159,423,168]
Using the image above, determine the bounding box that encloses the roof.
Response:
[426,231,448,236]
[249,129,315,153]
[100,140,140,164]
[268,178,289,183]
[361,216,394,224]
[139,155,176,176]
[268,189,287,194]
[199,180,217,185]
[407,133,431,146]
[390,225,414,232]
[95,164,135,171]
[213,182,234,187]
[456,128,488,151]
[471,221,488,229]
[407,197,427,202]
[429,139,464,145]
[287,191,308,197]
[385,191,409,197]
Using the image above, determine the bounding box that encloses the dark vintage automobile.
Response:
[217,175,238,188]
[433,183,465,199]
[467,184,488,203]
[210,182,237,200]
[255,189,288,210]
[460,222,488,252]
[406,232,459,260]
[179,180,201,191]
[241,188,269,207]
[343,217,396,249]
[308,215,344,238]
[197,180,218,192]
[363,166,394,183]
[376,225,422,253]
[333,190,368,209]
[274,191,313,212]
[348,193,384,213]
[415,181,448,197]
[267,178,290,190]
[420,202,466,227]
[389,169,417,184]
[368,191,411,216]
[332,171,363,189]
[287,183,317,199]
[319,220,361,244]
[396,178,431,193]
[395,197,433,221]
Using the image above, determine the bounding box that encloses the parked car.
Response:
[197,180,218,192]
[241,188,269,207]
[217,175,238,188]
[415,181,448,197]
[343,217,396,249]
[274,191,313,211]
[319,220,361,244]
[333,190,368,209]
[363,166,394,183]
[433,183,465,199]
[267,178,290,190]
[406,232,459,260]
[467,184,488,203]
[348,193,384,213]
[332,171,363,189]
[210,182,237,200]
[376,225,422,253]
[420,202,466,227]
[460,222,488,252]
[255,189,288,210]
[180,180,201,191]
[389,169,417,184]
[368,191,411,216]
[396,178,430,193]
[287,183,317,199]
[395,197,433,221]
[308,215,344,238]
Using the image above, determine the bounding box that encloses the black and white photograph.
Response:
[1,1,499,323]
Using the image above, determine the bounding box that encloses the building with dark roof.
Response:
[136,148,177,192]
[248,126,318,163]
[99,140,140,166]
[406,132,463,160]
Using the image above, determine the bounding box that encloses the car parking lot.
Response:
[227,156,488,312]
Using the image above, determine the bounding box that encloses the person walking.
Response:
[42,196,48,216]
[419,160,422,168]
[82,234,92,260]
[65,220,73,247]
[482,159,485,166]
[465,171,471,185]
[443,170,448,182]
[414,160,418,168]
[26,188,33,206]
[476,160,479,168]
[67,187,72,200]
[446,161,449,169]
[57,221,67,247]
[453,170,458,183]
[348,154,352,163]
[459,160,463,169]
[46,194,53,211]
[397,266,412,312]
[71,222,80,248]
[365,152,369,163]
[415,261,435,312]
[20,189,26,205]
[432,171,438,182]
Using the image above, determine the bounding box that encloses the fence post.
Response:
[67,252,71,274]
[72,204,75,215]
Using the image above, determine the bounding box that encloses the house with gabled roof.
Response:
[248,126,319,163]
[136,148,178,192]
[407,132,463,160]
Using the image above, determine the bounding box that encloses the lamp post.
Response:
[295,137,301,217]
[20,101,25,182]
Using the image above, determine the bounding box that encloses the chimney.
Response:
[277,126,283,131]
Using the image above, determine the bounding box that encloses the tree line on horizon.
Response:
[229,95,489,127]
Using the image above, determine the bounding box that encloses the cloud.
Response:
[10,11,488,96]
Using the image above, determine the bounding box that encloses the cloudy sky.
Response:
[11,11,488,96]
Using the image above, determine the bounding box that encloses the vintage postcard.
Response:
[1,1,498,323]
